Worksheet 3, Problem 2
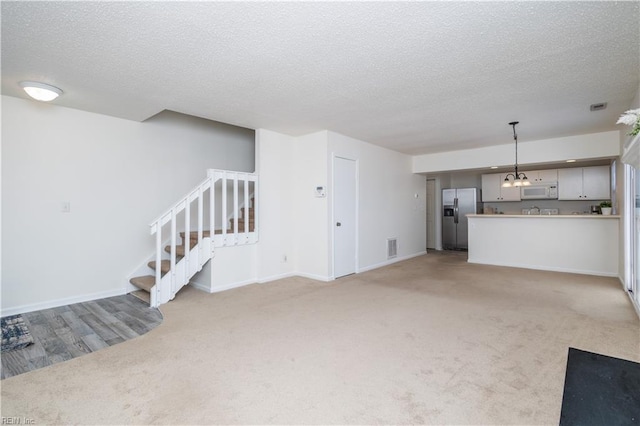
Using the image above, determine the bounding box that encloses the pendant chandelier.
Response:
[502,121,530,187]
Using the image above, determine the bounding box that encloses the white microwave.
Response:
[521,183,558,199]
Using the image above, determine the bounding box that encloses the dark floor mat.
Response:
[1,315,34,352]
[560,347,640,425]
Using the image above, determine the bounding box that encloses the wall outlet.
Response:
[61,201,71,213]
[283,255,287,263]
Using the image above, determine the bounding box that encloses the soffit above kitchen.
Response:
[1,2,638,156]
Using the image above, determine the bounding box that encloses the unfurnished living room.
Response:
[1,2,639,425]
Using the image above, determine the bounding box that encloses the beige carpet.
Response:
[1,251,638,425]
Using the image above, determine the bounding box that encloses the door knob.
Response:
[336,222,341,227]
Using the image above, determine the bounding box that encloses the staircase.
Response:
[128,170,258,308]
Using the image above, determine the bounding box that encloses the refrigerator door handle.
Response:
[454,197,459,224]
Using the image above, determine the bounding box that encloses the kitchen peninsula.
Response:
[467,214,619,276]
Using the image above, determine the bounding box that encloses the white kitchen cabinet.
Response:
[582,166,611,199]
[558,165,610,200]
[482,174,501,202]
[558,168,583,199]
[481,173,521,202]
[526,169,558,183]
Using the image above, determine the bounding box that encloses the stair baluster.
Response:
[184,195,190,286]
[129,170,258,308]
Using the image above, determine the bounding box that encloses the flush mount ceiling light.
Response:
[19,81,62,102]
[502,121,530,188]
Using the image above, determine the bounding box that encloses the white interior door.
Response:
[334,156,357,278]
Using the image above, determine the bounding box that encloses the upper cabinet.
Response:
[481,173,521,202]
[557,165,610,200]
[525,169,558,183]
[481,165,610,202]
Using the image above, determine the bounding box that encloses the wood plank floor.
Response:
[1,294,162,379]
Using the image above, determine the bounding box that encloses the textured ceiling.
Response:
[2,1,639,155]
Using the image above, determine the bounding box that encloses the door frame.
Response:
[330,154,359,279]
[624,164,638,299]
[426,178,437,250]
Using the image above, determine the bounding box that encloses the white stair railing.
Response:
[210,169,258,247]
[146,169,258,307]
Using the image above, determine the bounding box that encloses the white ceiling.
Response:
[2,1,638,155]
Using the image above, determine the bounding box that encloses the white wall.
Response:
[413,131,621,174]
[189,244,258,293]
[189,244,259,294]
[2,104,427,313]
[255,129,296,282]
[1,96,254,314]
[292,131,330,280]
[449,172,482,189]
[327,131,427,273]
[254,129,427,283]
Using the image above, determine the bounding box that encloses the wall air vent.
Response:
[387,238,397,259]
[590,102,607,111]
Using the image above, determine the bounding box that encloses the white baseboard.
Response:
[1,288,128,317]
[257,271,296,284]
[206,271,330,290]
[295,272,332,282]
[259,254,428,283]
[467,259,619,277]
[188,280,213,293]
[209,278,258,293]
[259,271,331,284]
[206,270,330,291]
[357,251,427,274]
[189,271,298,294]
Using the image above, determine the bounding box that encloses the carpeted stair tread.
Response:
[215,226,254,234]
[180,230,212,241]
[129,275,155,292]
[148,260,171,275]
[164,244,193,256]
[229,218,255,232]
[130,290,150,303]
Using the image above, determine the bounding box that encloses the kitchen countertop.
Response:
[467,214,620,219]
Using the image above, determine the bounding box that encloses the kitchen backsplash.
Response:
[483,199,611,215]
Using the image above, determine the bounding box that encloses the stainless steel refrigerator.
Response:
[442,188,482,250]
